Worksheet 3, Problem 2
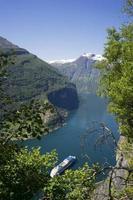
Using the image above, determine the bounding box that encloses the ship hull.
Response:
[50,156,76,177]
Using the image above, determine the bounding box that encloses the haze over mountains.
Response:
[49,53,104,93]
[0,36,78,110]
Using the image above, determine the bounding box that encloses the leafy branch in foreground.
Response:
[124,0,133,16]
[97,23,133,141]
[94,1,133,198]
[0,100,55,142]
[0,53,59,200]
[0,145,58,200]
[43,164,98,200]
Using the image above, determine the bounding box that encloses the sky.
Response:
[0,0,126,61]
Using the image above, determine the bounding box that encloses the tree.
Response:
[0,51,15,114]
[97,23,133,141]
[95,0,133,199]
[43,164,98,200]
[0,146,57,200]
[0,53,58,200]
[0,100,55,143]
[97,0,133,141]
[124,0,133,16]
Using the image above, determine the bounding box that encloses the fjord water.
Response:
[24,94,119,169]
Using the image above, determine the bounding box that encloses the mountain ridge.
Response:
[49,53,104,64]
[0,36,79,110]
[0,36,19,49]
[50,53,104,93]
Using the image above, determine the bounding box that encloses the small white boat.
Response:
[50,155,76,178]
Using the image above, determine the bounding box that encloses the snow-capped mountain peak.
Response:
[82,53,104,61]
[92,54,104,61]
[82,53,95,58]
[50,52,102,93]
[48,53,104,64]
[49,58,76,64]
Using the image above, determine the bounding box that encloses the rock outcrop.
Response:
[48,85,79,110]
[50,53,104,93]
[93,136,132,200]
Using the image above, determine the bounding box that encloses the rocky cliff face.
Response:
[50,53,104,93]
[93,136,132,200]
[48,84,79,110]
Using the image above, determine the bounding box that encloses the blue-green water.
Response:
[24,94,119,169]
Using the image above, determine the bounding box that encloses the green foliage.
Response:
[0,51,15,68]
[119,138,133,168]
[98,23,133,140]
[0,100,55,141]
[124,0,133,16]
[43,164,97,200]
[2,52,69,105]
[97,3,133,197]
[0,145,57,200]
[0,51,16,111]
[0,54,58,199]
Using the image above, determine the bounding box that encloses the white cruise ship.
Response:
[50,155,76,178]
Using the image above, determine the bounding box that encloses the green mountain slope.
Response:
[0,36,78,110]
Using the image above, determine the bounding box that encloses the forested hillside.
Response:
[0,36,78,111]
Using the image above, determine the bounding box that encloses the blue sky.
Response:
[0,0,126,61]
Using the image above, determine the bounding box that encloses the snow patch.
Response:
[49,53,104,64]
[92,54,105,61]
[49,58,76,64]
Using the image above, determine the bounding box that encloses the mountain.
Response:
[49,53,104,93]
[0,36,78,110]
[0,36,18,49]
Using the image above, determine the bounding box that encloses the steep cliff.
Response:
[93,136,133,200]
[48,84,79,110]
